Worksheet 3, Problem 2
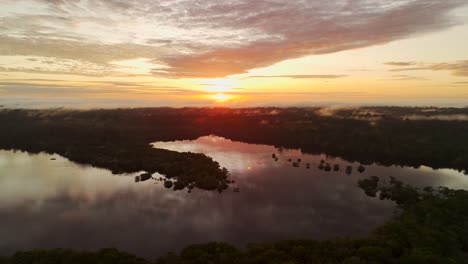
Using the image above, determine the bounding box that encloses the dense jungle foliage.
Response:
[1,107,467,192]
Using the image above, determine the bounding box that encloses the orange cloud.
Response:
[387,60,468,77]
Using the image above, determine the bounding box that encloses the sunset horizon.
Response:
[3,1,468,263]
[1,0,468,108]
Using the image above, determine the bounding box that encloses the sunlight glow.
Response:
[213,93,230,102]
[1,1,468,107]
[203,78,237,93]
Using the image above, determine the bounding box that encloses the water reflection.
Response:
[153,135,468,189]
[1,136,467,259]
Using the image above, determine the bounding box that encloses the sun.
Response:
[213,93,230,102]
[202,78,238,103]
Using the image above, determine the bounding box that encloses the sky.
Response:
[0,0,468,108]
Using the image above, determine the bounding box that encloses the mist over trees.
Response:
[1,107,467,183]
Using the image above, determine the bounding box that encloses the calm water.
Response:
[1,135,468,258]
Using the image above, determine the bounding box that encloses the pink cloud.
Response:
[2,0,467,78]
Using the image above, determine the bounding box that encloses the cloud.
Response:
[0,0,467,78]
[0,81,201,96]
[0,36,161,66]
[0,66,111,77]
[388,74,428,81]
[387,60,468,77]
[245,75,347,79]
[228,91,366,97]
[384,62,417,66]
[151,0,467,78]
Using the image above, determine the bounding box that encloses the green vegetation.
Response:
[3,177,468,263]
[0,109,234,192]
[318,163,325,170]
[272,153,278,162]
[135,173,152,182]
[358,165,366,173]
[164,180,174,189]
[334,164,340,171]
[1,107,468,193]
[158,177,468,263]
[0,248,148,264]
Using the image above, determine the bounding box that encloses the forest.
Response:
[1,107,468,192]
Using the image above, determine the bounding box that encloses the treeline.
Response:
[1,107,467,192]
[0,108,232,192]
[2,177,468,263]
[0,248,148,264]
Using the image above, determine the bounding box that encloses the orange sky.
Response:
[0,0,467,108]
